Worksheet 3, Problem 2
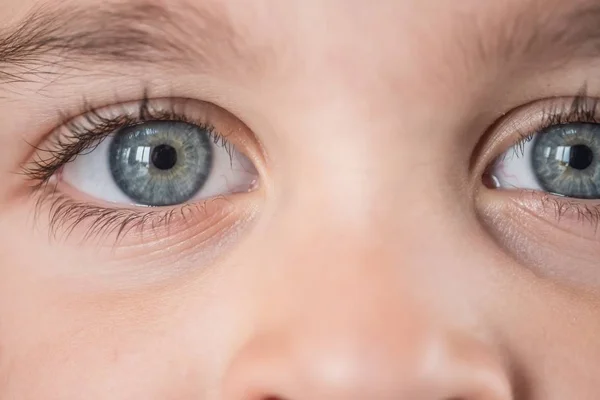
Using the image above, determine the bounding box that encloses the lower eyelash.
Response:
[33,188,231,245]
[517,189,600,232]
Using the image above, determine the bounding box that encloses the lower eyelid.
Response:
[477,190,600,292]
[31,185,256,250]
[480,188,600,241]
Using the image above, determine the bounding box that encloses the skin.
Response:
[1,0,600,398]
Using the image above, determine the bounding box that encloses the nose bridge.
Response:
[256,203,414,325]
[266,226,426,348]
[273,90,454,249]
[219,90,513,397]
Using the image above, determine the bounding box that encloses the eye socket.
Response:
[23,97,263,244]
[62,120,258,207]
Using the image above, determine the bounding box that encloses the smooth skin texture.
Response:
[2,0,600,399]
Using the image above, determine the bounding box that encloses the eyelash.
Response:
[509,94,600,158]
[36,191,233,245]
[23,95,237,243]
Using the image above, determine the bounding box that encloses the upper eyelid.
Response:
[42,97,238,145]
[473,95,600,174]
[21,97,258,187]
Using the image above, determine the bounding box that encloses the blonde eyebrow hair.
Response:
[468,0,600,69]
[0,0,267,86]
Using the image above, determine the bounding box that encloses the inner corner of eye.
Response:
[479,154,506,190]
[482,169,501,189]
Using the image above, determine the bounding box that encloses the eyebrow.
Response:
[2,1,600,92]
[0,1,264,87]
[475,1,600,69]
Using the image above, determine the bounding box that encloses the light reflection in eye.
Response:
[133,147,151,166]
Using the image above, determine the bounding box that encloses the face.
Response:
[2,0,600,398]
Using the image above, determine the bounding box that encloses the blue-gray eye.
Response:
[490,123,600,199]
[109,121,213,206]
[531,123,600,199]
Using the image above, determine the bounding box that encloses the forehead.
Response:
[0,0,596,106]
[0,0,591,63]
[0,0,584,39]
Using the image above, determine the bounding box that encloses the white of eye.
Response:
[489,138,542,191]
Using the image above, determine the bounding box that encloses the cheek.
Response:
[492,282,600,398]
[0,267,234,399]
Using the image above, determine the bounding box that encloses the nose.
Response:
[223,328,512,400]
[221,255,513,400]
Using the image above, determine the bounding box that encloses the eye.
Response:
[24,97,263,243]
[488,123,600,199]
[62,120,258,207]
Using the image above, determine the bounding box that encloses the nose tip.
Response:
[222,330,513,400]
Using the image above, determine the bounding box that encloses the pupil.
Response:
[569,144,594,170]
[151,144,178,170]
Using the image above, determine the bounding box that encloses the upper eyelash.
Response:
[509,91,600,159]
[24,108,134,189]
[22,95,235,190]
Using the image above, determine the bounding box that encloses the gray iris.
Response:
[109,121,213,206]
[532,123,600,199]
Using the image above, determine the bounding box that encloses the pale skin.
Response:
[2,0,600,398]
